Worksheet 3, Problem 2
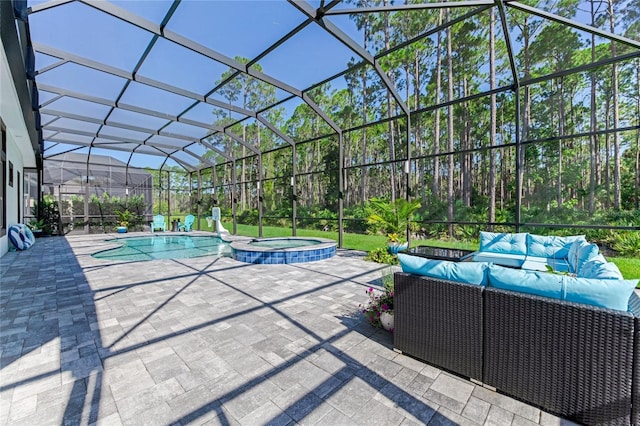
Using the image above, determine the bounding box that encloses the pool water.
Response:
[248,238,322,249]
[92,235,231,262]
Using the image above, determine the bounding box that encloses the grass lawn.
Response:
[610,257,640,281]
[214,222,640,281]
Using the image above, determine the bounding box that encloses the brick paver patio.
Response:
[1,233,578,425]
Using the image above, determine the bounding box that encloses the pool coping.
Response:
[229,237,336,253]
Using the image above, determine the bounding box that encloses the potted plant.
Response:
[386,232,407,254]
[366,197,421,254]
[27,218,45,238]
[115,209,133,233]
[360,266,395,331]
[31,195,60,236]
[360,287,394,331]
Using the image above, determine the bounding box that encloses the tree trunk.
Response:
[463,78,471,208]
[315,136,321,205]
[447,7,455,237]
[489,8,497,230]
[241,89,248,212]
[604,98,611,208]
[636,59,640,209]
[557,79,565,209]
[500,108,505,210]
[433,9,443,199]
[383,0,397,202]
[241,147,246,212]
[588,0,597,214]
[520,17,532,221]
[609,0,621,209]
[414,51,423,201]
[360,24,369,205]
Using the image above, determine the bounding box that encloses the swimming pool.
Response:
[92,235,231,262]
[230,237,336,264]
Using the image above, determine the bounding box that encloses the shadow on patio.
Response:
[1,234,552,425]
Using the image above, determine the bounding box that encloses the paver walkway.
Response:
[1,233,577,425]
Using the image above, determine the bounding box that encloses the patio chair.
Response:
[179,214,195,232]
[150,215,166,232]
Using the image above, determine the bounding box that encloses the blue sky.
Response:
[29,1,364,96]
[28,0,368,168]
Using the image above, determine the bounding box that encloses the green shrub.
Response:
[364,248,398,265]
[237,209,259,225]
[613,231,640,257]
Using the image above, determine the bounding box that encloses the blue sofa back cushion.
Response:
[488,265,638,311]
[564,276,637,311]
[567,240,600,274]
[479,231,527,256]
[579,259,624,280]
[398,254,490,286]
[526,234,585,258]
[488,266,564,299]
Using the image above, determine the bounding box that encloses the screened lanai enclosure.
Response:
[41,153,154,234]
[23,0,640,246]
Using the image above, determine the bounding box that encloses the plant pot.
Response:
[380,312,394,331]
[387,242,408,254]
[116,226,128,233]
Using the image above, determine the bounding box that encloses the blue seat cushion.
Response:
[521,257,571,273]
[526,234,585,258]
[473,252,525,269]
[487,266,564,299]
[480,231,527,256]
[398,254,490,286]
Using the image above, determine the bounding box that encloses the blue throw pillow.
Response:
[16,224,34,248]
[564,276,638,311]
[398,254,490,286]
[23,225,35,248]
[526,234,585,259]
[8,225,24,250]
[487,265,564,299]
[479,231,527,255]
[579,259,624,280]
[568,240,600,274]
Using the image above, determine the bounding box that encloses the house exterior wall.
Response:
[1,1,40,257]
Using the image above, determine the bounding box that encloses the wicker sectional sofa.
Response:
[393,233,640,426]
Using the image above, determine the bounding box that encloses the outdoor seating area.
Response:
[0,233,589,425]
[393,233,640,425]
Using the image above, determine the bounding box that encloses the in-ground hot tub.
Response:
[230,237,337,264]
